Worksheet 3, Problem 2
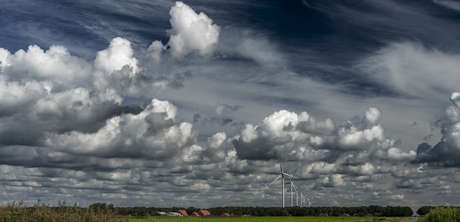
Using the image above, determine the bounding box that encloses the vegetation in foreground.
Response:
[128,216,408,222]
[417,206,460,216]
[417,207,460,222]
[113,205,413,217]
[0,199,123,222]
[0,199,417,222]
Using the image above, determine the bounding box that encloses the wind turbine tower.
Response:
[285,169,299,207]
[268,160,297,207]
[296,189,299,206]
[300,192,303,207]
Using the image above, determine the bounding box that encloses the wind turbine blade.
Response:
[268,175,282,187]
[279,158,283,173]
[291,169,297,181]
[292,183,299,191]
[283,173,299,179]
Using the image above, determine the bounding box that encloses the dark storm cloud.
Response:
[414,142,460,167]
[413,93,460,167]
[233,137,280,161]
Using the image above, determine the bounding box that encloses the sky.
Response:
[1,0,460,209]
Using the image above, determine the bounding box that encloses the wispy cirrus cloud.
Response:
[433,0,460,12]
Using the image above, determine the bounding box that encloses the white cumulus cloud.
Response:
[166,1,220,59]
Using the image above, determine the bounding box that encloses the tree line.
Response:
[89,203,413,217]
[416,206,460,216]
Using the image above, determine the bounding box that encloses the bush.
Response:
[0,198,123,222]
[426,207,460,222]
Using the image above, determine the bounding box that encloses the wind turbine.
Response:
[303,194,313,207]
[291,181,300,206]
[285,169,298,207]
[300,187,309,207]
[306,197,312,207]
[268,160,298,207]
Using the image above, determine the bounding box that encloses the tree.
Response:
[186,207,200,215]
[417,206,434,215]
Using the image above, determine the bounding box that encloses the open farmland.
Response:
[128,217,409,222]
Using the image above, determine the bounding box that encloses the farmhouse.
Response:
[191,212,200,216]
[198,210,211,216]
[178,210,188,216]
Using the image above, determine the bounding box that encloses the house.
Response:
[221,213,231,216]
[178,210,188,216]
[366,213,373,217]
[167,212,181,217]
[198,210,211,216]
[319,213,328,217]
[191,212,200,216]
[341,213,349,217]
[151,212,166,216]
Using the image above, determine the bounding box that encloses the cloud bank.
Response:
[1,0,460,208]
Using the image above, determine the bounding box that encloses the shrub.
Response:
[426,207,460,222]
[0,198,123,222]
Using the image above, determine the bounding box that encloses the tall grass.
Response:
[0,199,124,222]
[425,207,460,222]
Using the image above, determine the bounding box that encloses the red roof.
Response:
[178,210,188,216]
[199,210,211,216]
[191,212,200,216]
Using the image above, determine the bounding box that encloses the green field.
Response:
[127,216,408,222]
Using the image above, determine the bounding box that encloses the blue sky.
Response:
[1,0,460,208]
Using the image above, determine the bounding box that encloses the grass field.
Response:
[126,216,409,222]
